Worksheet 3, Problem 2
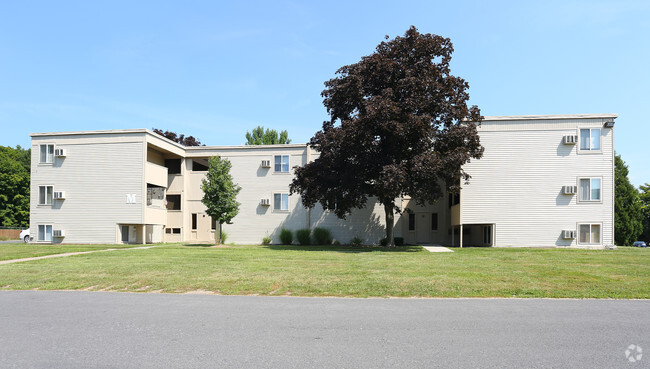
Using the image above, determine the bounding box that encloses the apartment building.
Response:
[29,114,616,248]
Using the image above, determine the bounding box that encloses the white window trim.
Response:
[37,224,53,242]
[577,177,603,203]
[577,127,602,154]
[38,185,54,206]
[273,155,290,173]
[39,144,55,164]
[576,222,603,245]
[273,192,290,212]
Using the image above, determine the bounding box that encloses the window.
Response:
[166,194,181,210]
[431,213,438,231]
[165,159,181,174]
[274,193,289,211]
[191,213,198,230]
[579,128,601,151]
[578,224,601,245]
[483,225,492,245]
[274,155,289,172]
[579,178,601,202]
[147,185,165,207]
[408,213,415,231]
[192,159,209,172]
[39,144,54,163]
[38,186,53,205]
[211,217,217,230]
[165,228,182,234]
[38,225,53,242]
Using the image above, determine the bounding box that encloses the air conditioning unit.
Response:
[261,160,271,168]
[562,185,577,195]
[53,229,65,237]
[55,148,66,157]
[53,191,66,199]
[260,198,270,206]
[562,230,576,239]
[563,135,577,145]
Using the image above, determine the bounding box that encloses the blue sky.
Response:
[1,0,648,186]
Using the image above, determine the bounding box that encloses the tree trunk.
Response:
[384,202,395,247]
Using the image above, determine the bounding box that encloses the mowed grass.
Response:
[0,244,648,298]
[0,242,144,261]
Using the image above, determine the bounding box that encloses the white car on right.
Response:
[19,229,30,243]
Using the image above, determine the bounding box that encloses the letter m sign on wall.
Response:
[126,194,136,204]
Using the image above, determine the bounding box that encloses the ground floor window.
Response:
[408,213,415,231]
[38,225,52,241]
[431,213,438,231]
[578,224,601,245]
[165,228,181,234]
[192,213,198,230]
[274,193,289,211]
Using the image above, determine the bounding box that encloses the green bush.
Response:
[332,240,341,246]
[312,227,332,245]
[219,231,228,244]
[296,229,311,245]
[350,236,363,246]
[279,228,293,245]
[262,236,272,245]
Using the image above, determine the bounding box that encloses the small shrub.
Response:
[350,237,363,246]
[296,229,311,245]
[312,227,332,245]
[279,228,293,245]
[219,231,228,244]
[379,237,403,246]
[262,236,272,245]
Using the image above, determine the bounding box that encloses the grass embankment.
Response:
[0,243,144,261]
[0,244,648,298]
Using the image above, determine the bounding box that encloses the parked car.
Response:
[19,229,30,243]
[632,241,647,247]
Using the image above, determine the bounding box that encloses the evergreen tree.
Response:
[615,155,643,245]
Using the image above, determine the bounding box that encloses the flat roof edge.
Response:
[30,129,149,137]
[186,143,308,150]
[482,114,618,121]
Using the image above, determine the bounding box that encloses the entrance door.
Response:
[416,213,430,243]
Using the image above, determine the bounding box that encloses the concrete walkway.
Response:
[0,245,159,265]
[420,244,454,252]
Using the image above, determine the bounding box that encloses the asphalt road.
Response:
[0,291,647,368]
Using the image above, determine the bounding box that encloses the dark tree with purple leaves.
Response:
[290,26,483,246]
[152,128,204,146]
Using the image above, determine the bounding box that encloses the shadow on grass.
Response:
[182,243,218,247]
[264,244,424,253]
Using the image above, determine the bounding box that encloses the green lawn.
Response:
[0,242,143,261]
[0,243,648,298]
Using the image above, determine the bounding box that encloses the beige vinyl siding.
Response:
[30,138,145,244]
[460,121,614,247]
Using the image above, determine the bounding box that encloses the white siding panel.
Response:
[461,124,614,247]
[30,140,144,243]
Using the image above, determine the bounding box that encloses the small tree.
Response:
[201,157,241,244]
[245,126,291,145]
[615,155,643,246]
[290,26,483,246]
[637,183,650,242]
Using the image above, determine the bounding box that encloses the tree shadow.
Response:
[263,244,424,253]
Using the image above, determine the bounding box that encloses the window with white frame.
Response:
[39,144,54,163]
[274,193,289,211]
[578,224,601,245]
[38,224,53,242]
[579,128,601,151]
[274,155,289,172]
[38,185,53,205]
[579,178,601,202]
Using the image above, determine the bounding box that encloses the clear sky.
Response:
[1,0,648,186]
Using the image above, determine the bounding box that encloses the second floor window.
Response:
[38,186,53,205]
[274,155,289,172]
[274,193,289,211]
[40,144,54,163]
[580,128,601,151]
[579,178,601,202]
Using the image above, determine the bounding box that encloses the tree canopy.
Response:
[0,145,31,227]
[152,128,204,146]
[638,182,650,242]
[614,154,643,246]
[245,126,291,145]
[201,156,241,244]
[290,26,483,246]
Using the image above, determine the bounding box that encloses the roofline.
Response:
[30,128,150,137]
[481,114,617,121]
[186,143,308,150]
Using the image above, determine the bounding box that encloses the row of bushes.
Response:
[262,228,405,246]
